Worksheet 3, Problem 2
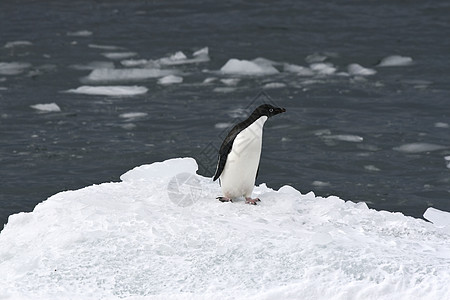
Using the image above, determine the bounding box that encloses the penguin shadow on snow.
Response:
[213,103,286,205]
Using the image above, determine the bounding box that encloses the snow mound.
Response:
[1,158,449,299]
[30,103,61,112]
[220,58,279,75]
[378,55,413,67]
[66,85,148,96]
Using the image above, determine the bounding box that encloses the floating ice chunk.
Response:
[69,61,115,71]
[193,47,209,57]
[83,68,177,83]
[435,122,449,128]
[67,30,93,37]
[220,78,240,86]
[364,165,381,172]
[30,103,61,112]
[393,143,447,153]
[220,58,279,75]
[158,75,183,85]
[305,52,328,63]
[213,87,236,93]
[121,59,148,67]
[88,44,124,51]
[325,134,364,142]
[203,77,217,84]
[119,112,148,119]
[309,62,336,75]
[215,122,233,129]
[347,63,377,76]
[312,180,330,187]
[0,62,31,75]
[4,41,33,48]
[378,55,413,67]
[157,49,210,65]
[102,52,137,60]
[283,63,315,76]
[263,82,287,89]
[66,85,148,96]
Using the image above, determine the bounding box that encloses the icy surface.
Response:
[347,63,376,76]
[378,55,413,67]
[0,158,449,300]
[66,85,148,96]
[82,68,177,83]
[220,58,279,75]
[30,103,61,112]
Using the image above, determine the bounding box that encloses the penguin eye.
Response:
[269,108,274,113]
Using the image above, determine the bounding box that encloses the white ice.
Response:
[1,157,449,300]
[119,112,148,119]
[30,103,61,112]
[66,85,148,96]
[347,63,377,76]
[4,41,33,48]
[157,48,210,66]
[309,62,337,75]
[220,58,279,75]
[283,63,315,76]
[324,134,364,143]
[102,52,137,60]
[0,62,31,75]
[378,55,413,67]
[393,142,447,153]
[158,75,183,85]
[82,68,177,83]
[67,30,93,37]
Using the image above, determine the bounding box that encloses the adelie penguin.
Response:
[213,104,286,204]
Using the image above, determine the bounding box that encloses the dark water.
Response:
[1,0,450,231]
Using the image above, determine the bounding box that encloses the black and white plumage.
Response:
[213,104,286,204]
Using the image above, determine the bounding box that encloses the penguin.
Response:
[213,104,286,204]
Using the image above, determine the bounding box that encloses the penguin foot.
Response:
[217,197,233,203]
[245,197,261,205]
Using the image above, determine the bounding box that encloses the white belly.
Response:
[220,116,267,199]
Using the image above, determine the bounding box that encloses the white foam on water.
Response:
[378,55,413,67]
[0,62,32,75]
[102,52,138,60]
[66,85,148,96]
[4,41,33,48]
[30,103,61,112]
[393,143,447,153]
[67,30,93,37]
[347,63,377,76]
[82,68,177,83]
[157,75,183,85]
[220,58,279,75]
[1,157,448,299]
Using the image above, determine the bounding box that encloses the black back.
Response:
[213,104,286,181]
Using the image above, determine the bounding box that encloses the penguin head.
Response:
[254,104,286,118]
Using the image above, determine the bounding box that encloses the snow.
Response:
[1,157,449,300]
[30,103,61,112]
[220,58,279,75]
[393,143,447,153]
[66,85,148,96]
[378,55,413,67]
[82,68,177,83]
[0,62,31,75]
[157,75,183,85]
[424,208,450,234]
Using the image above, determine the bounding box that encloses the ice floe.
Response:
[66,85,148,96]
[119,112,148,119]
[0,157,449,299]
[378,55,413,67]
[157,48,210,65]
[393,143,447,153]
[0,62,31,75]
[82,68,177,83]
[102,52,137,60]
[347,63,377,76]
[220,58,279,75]
[4,41,33,48]
[30,103,61,112]
[158,75,183,85]
[67,30,93,37]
